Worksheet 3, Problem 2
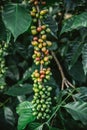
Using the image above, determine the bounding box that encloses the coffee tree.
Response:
[0,0,87,130]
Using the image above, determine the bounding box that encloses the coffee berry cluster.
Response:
[31,68,52,83]
[32,84,52,119]
[30,0,53,120]
[0,42,8,90]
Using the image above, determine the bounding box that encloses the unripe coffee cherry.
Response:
[41,35,47,40]
[33,112,37,116]
[47,87,52,91]
[34,1,38,5]
[46,41,52,46]
[33,18,37,23]
[40,10,48,15]
[31,29,37,35]
[40,30,45,35]
[42,25,46,30]
[43,104,47,108]
[46,28,51,33]
[30,12,36,17]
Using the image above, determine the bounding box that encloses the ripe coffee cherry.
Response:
[33,37,38,41]
[34,1,38,5]
[37,27,42,32]
[41,1,46,5]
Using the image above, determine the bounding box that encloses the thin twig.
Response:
[0,98,10,108]
[51,51,75,90]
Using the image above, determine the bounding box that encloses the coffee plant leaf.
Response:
[28,122,41,130]
[4,107,15,126]
[2,3,32,41]
[64,101,87,125]
[61,12,87,34]
[16,101,36,130]
[69,42,84,69]
[74,87,87,101]
[5,83,33,96]
[44,15,58,38]
[82,43,87,75]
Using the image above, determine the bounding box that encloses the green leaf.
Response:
[44,15,58,38]
[23,64,39,80]
[0,77,6,86]
[29,122,41,130]
[4,107,15,126]
[7,64,20,81]
[82,43,87,75]
[34,124,43,130]
[16,101,36,130]
[2,3,32,41]
[61,12,87,34]
[69,43,84,69]
[64,101,87,125]
[5,83,33,96]
[65,42,80,66]
[68,61,86,82]
[74,87,87,101]
[16,101,32,115]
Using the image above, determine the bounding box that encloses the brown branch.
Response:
[51,51,75,90]
[36,5,41,27]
